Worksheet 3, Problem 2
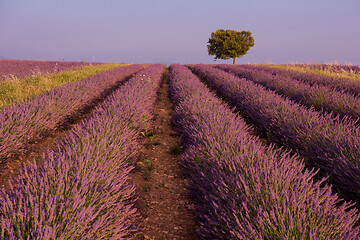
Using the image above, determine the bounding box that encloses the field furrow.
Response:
[130,67,198,239]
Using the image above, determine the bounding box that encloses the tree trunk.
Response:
[233,58,236,64]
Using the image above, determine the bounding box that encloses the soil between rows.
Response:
[130,72,198,239]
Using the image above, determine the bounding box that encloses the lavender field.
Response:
[0,60,100,82]
[1,60,360,239]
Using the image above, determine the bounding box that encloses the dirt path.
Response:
[131,71,198,239]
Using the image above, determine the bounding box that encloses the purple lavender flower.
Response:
[190,64,360,206]
[0,64,144,162]
[0,64,164,239]
[169,64,360,239]
[242,64,360,97]
[0,60,101,81]
[216,64,360,121]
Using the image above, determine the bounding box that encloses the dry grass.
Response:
[267,64,360,82]
[0,63,126,110]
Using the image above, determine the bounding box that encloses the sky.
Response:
[0,0,359,64]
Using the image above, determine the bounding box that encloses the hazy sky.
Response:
[1,0,359,64]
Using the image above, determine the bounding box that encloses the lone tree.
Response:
[207,29,254,64]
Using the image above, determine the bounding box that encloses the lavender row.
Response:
[0,64,144,162]
[244,64,360,97]
[0,64,164,239]
[191,64,360,205]
[216,64,360,121]
[168,64,359,239]
[0,60,100,81]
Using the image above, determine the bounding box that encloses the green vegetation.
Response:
[0,63,126,110]
[207,29,254,64]
[169,144,183,155]
[143,185,151,192]
[144,135,161,149]
[140,114,150,137]
[141,159,154,180]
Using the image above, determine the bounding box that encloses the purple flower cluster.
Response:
[0,64,164,239]
[190,64,360,206]
[168,64,360,239]
[0,60,100,81]
[216,64,360,121]
[249,64,360,97]
[0,64,144,162]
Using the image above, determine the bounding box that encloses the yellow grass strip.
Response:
[265,64,360,82]
[0,63,127,110]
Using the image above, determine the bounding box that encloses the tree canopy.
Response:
[207,29,255,64]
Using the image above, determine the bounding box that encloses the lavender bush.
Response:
[0,64,164,239]
[190,64,360,206]
[168,64,360,239]
[0,60,100,81]
[0,64,144,162]
[216,64,360,121]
